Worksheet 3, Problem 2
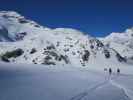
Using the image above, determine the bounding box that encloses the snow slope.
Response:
[100,28,133,63]
[0,11,126,68]
[0,62,133,100]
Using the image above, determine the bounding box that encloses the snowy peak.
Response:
[125,28,133,37]
[0,11,89,42]
[104,28,133,42]
[0,11,23,19]
[0,11,45,42]
[0,11,127,67]
[101,28,133,63]
[0,11,41,27]
[0,11,21,16]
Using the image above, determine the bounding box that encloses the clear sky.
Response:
[0,0,133,37]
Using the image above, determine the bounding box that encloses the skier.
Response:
[109,68,112,75]
[117,68,120,75]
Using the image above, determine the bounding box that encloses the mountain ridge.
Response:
[0,11,129,68]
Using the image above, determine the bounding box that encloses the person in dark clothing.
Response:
[117,68,120,74]
[109,68,112,75]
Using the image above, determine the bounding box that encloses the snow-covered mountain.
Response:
[0,11,126,67]
[100,28,133,63]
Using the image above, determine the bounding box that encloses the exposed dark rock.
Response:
[2,48,24,58]
[34,24,40,28]
[46,44,55,50]
[43,56,55,65]
[45,56,52,61]
[42,61,56,65]
[116,53,126,62]
[70,45,73,47]
[18,18,28,24]
[59,55,70,64]
[56,41,60,47]
[64,48,69,52]
[104,49,110,59]
[1,48,24,62]
[90,45,94,49]
[82,50,90,61]
[30,48,37,54]
[1,56,10,62]
[96,40,104,47]
[15,32,27,40]
[72,52,76,55]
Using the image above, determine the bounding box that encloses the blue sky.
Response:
[0,0,133,37]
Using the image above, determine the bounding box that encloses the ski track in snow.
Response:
[70,75,110,100]
[111,74,133,100]
[70,74,132,100]
[111,80,131,100]
[70,80,108,100]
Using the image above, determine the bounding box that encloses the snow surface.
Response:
[0,62,133,100]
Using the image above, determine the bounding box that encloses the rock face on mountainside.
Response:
[100,28,133,63]
[0,11,127,67]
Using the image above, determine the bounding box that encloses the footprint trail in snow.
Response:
[70,74,131,100]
